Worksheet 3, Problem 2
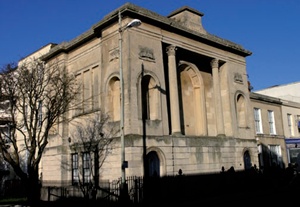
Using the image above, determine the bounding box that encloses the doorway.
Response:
[244,150,252,170]
[146,151,160,177]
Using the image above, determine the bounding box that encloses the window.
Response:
[4,125,11,141]
[72,153,79,185]
[38,101,42,127]
[82,152,91,184]
[0,125,11,144]
[254,108,263,134]
[267,110,276,135]
[287,114,294,136]
[0,100,9,113]
[23,149,29,173]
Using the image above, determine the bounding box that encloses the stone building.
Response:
[255,82,300,168]
[281,100,300,168]
[29,3,259,188]
[250,93,287,171]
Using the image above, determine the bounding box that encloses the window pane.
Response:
[83,152,91,184]
[268,110,276,134]
[287,114,294,136]
[254,108,262,134]
[72,153,79,184]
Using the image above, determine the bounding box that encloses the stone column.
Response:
[167,45,181,134]
[211,59,225,136]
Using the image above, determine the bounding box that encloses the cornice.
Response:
[42,2,252,61]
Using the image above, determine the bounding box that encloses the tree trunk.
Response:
[25,169,41,206]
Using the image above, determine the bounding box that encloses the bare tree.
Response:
[0,60,79,205]
[69,111,116,200]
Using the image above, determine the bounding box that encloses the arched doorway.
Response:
[146,151,160,177]
[244,150,252,170]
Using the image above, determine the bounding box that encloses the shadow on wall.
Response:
[258,143,286,174]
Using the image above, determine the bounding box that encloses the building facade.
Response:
[0,3,266,194]
[39,3,259,187]
[255,82,300,168]
[250,93,287,171]
[281,100,300,168]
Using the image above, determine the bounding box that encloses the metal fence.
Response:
[3,171,287,204]
[41,176,144,203]
[110,176,144,203]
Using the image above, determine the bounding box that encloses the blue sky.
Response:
[1,0,299,91]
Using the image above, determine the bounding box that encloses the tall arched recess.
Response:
[236,93,247,128]
[107,77,120,121]
[178,61,206,136]
[141,75,160,121]
[137,69,162,123]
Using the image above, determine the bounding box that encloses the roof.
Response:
[255,81,300,92]
[167,6,204,17]
[254,81,300,103]
[42,2,252,61]
[19,43,57,63]
[250,92,282,104]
